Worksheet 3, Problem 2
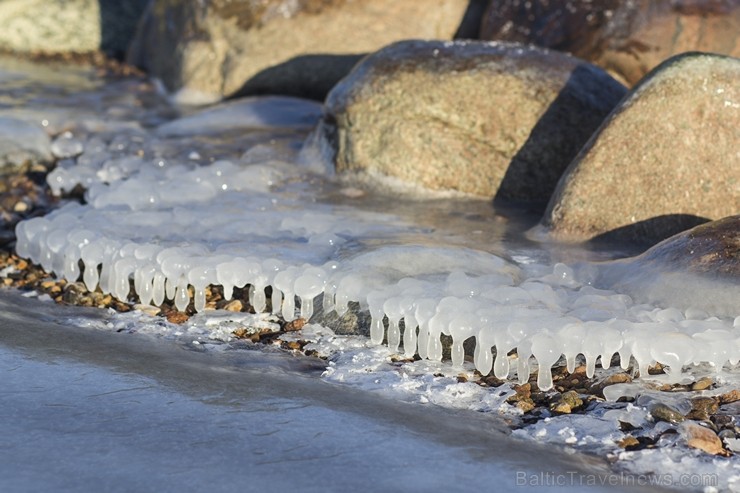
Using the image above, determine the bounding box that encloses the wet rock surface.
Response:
[323,39,626,204]
[542,53,740,245]
[591,216,740,316]
[128,0,472,101]
[480,0,740,86]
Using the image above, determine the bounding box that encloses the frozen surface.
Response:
[16,117,740,390]
[0,292,623,493]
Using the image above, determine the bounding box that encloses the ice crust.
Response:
[15,137,740,390]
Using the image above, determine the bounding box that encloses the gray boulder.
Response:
[322,40,626,204]
[542,53,740,245]
[127,0,473,102]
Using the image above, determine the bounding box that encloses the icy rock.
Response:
[0,117,52,169]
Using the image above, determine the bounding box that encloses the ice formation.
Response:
[14,129,740,391]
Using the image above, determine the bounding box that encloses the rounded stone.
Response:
[541,53,740,245]
[322,39,626,205]
[128,0,473,101]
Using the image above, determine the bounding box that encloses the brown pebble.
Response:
[232,327,249,339]
[549,390,583,414]
[681,421,727,456]
[589,372,632,396]
[687,396,720,421]
[516,400,535,413]
[283,318,307,332]
[165,311,189,324]
[692,377,714,391]
[223,299,243,312]
[618,436,640,449]
[720,389,740,405]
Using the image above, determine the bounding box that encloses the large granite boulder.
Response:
[127,0,475,102]
[0,0,148,57]
[480,0,740,86]
[321,40,626,204]
[542,53,740,245]
[588,215,740,317]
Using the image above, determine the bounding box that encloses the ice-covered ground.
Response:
[0,57,738,491]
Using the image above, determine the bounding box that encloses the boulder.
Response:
[321,40,626,203]
[0,0,148,57]
[127,0,474,102]
[542,53,740,244]
[587,215,740,317]
[480,0,740,86]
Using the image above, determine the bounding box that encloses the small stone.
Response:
[516,400,535,413]
[232,327,250,339]
[720,389,740,405]
[618,436,640,449]
[134,304,161,317]
[223,299,243,312]
[680,421,726,456]
[687,397,720,421]
[589,372,632,396]
[692,377,714,391]
[650,403,685,424]
[283,318,307,332]
[549,390,583,414]
[165,311,189,324]
[718,429,737,441]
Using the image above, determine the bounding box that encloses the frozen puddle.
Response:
[0,292,622,493]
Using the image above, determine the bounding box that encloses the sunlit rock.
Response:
[322,40,626,204]
[480,0,740,86]
[542,53,740,245]
[0,0,148,57]
[127,0,473,101]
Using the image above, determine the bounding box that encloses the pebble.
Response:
[650,403,685,424]
[687,397,720,421]
[720,389,740,405]
[549,390,583,414]
[223,299,243,312]
[692,377,714,391]
[680,421,727,456]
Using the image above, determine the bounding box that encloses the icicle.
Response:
[402,314,418,358]
[531,332,561,391]
[174,283,189,312]
[83,261,99,292]
[152,272,166,306]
